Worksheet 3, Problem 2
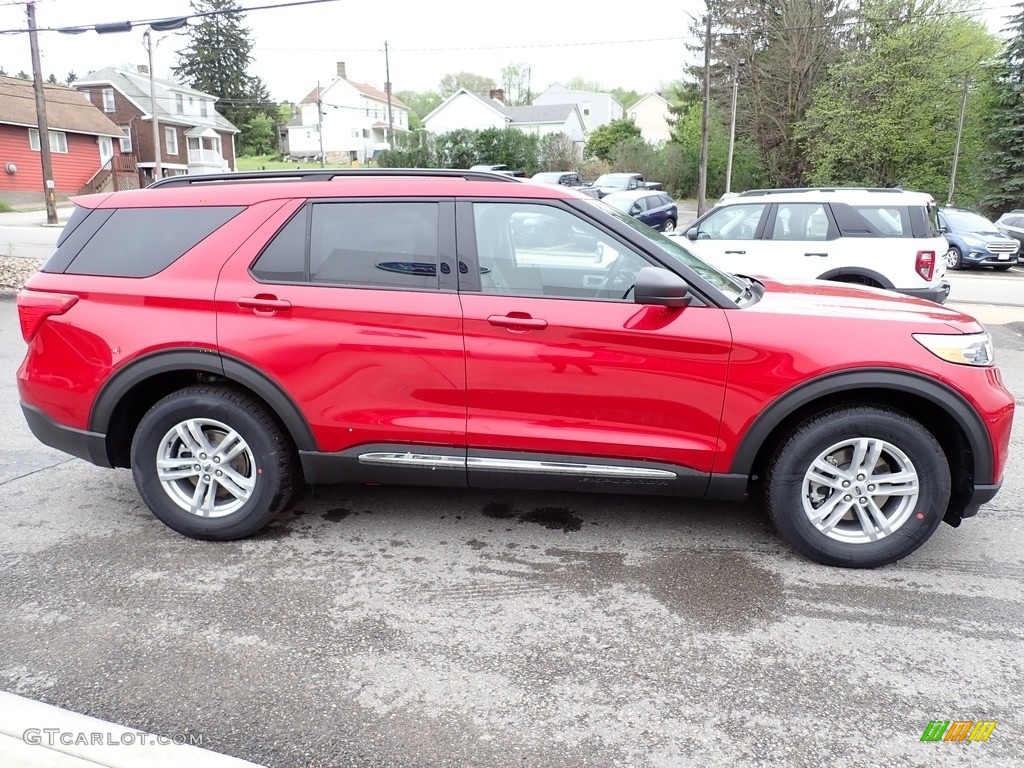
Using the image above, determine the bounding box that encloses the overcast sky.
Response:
[1,0,1020,105]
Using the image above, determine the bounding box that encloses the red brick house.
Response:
[0,76,126,208]
[75,66,239,186]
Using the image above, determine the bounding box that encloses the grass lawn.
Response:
[235,154,359,172]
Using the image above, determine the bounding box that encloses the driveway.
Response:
[1,295,1023,767]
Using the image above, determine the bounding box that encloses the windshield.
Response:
[943,209,998,233]
[532,173,561,183]
[594,174,629,189]
[585,199,748,303]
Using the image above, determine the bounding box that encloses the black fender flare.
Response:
[728,369,993,481]
[815,267,894,289]
[89,350,317,452]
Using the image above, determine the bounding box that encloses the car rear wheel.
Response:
[662,219,677,233]
[764,406,949,568]
[945,247,963,270]
[130,385,297,540]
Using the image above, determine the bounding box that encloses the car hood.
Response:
[747,276,982,333]
[962,229,1015,240]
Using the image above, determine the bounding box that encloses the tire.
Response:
[764,406,949,568]
[130,385,297,540]
[662,219,677,234]
[945,247,963,270]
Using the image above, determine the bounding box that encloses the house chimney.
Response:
[489,88,505,104]
[337,62,346,79]
[138,64,149,74]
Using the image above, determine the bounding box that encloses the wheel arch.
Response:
[814,267,893,289]
[90,350,317,468]
[731,369,992,520]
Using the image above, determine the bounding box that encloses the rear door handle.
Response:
[487,314,548,331]
[724,250,746,255]
[804,252,829,257]
[237,295,292,314]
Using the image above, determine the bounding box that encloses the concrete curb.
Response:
[0,692,265,768]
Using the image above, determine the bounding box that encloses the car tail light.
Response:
[916,250,936,281]
[17,289,78,342]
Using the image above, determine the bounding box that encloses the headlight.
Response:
[913,332,994,366]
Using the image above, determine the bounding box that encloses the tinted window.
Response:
[251,207,308,282]
[65,207,243,277]
[309,202,439,290]
[831,203,915,238]
[42,207,114,273]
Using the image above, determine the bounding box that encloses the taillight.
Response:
[916,250,936,281]
[17,289,78,342]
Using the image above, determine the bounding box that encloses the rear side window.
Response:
[63,207,243,277]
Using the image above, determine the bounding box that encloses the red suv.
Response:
[16,170,1014,568]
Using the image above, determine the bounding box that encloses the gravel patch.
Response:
[0,255,43,293]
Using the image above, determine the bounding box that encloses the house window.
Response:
[352,129,360,138]
[362,129,370,138]
[119,125,132,152]
[165,127,178,155]
[174,94,183,114]
[200,100,208,117]
[582,101,591,116]
[188,96,194,109]
[28,128,68,153]
[102,88,115,112]
[187,137,201,152]
[630,112,637,120]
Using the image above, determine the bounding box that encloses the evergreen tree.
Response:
[173,0,277,153]
[982,2,1024,215]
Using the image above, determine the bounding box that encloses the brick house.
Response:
[0,75,125,208]
[75,66,239,185]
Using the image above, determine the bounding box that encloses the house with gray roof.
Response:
[75,65,239,184]
[422,88,585,145]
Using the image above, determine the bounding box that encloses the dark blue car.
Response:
[938,207,1020,270]
[602,190,679,233]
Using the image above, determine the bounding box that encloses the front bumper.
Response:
[898,280,951,305]
[21,403,111,468]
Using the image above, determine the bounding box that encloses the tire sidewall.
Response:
[131,391,287,540]
[767,409,950,568]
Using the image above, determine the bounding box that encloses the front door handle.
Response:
[724,250,746,255]
[237,295,292,314]
[804,252,829,257]
[487,313,548,331]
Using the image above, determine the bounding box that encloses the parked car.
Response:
[16,169,1012,568]
[603,190,679,232]
[995,210,1024,258]
[672,187,950,303]
[530,171,585,187]
[584,172,662,198]
[937,207,1019,270]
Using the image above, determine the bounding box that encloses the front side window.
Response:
[252,203,441,291]
[472,202,651,301]
[695,203,765,240]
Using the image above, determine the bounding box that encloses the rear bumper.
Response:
[21,403,111,468]
[897,281,950,304]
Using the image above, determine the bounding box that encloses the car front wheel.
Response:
[130,385,297,540]
[764,406,949,568]
[945,247,963,270]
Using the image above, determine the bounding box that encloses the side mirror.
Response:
[629,205,641,216]
[685,227,699,241]
[633,267,693,308]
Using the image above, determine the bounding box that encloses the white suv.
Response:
[674,187,951,303]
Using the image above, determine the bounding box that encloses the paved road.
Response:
[1,296,1023,767]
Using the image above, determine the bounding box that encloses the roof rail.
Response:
[737,187,905,197]
[146,168,524,189]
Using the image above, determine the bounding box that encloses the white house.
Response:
[287,62,410,164]
[626,93,674,145]
[533,83,623,132]
[422,89,585,145]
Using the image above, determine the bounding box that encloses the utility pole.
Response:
[27,2,57,224]
[143,30,163,180]
[725,60,739,194]
[316,81,324,168]
[948,75,970,206]
[384,41,394,150]
[697,12,711,216]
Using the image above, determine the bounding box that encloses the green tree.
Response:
[585,118,643,161]
[537,133,581,171]
[981,2,1024,214]
[46,74,57,84]
[395,89,442,128]
[473,127,539,173]
[801,6,998,202]
[610,87,643,111]
[242,113,275,155]
[567,76,602,91]
[66,71,78,85]
[16,70,29,79]
[500,62,533,105]
[173,0,277,148]
[438,72,496,98]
